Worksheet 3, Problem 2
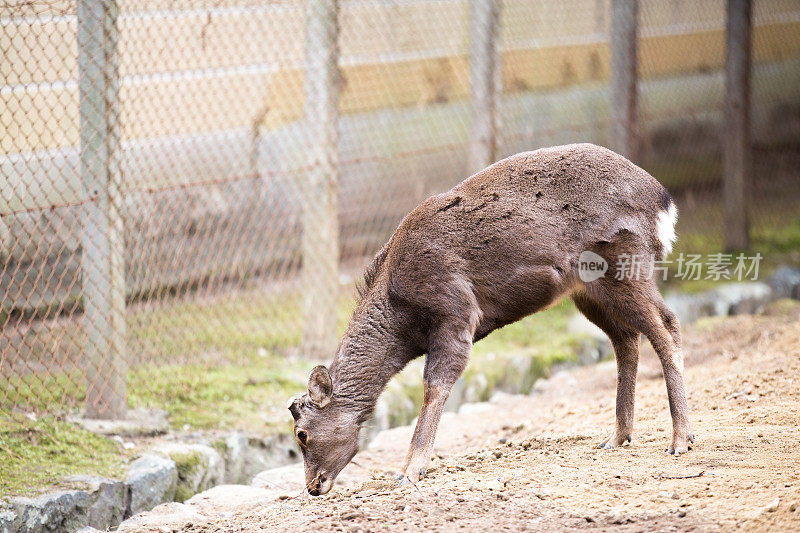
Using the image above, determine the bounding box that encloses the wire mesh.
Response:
[1,0,799,422]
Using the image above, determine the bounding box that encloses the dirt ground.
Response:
[139,303,800,532]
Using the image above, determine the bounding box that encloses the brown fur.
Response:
[289,143,692,496]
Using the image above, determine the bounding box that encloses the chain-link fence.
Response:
[2,0,799,422]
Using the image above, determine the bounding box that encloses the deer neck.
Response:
[328,295,412,423]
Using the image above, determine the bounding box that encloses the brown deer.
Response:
[288,143,692,496]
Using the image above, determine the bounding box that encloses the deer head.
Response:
[287,365,361,496]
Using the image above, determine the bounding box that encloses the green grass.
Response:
[472,299,579,361]
[0,416,130,499]
[1,287,355,432]
[124,287,357,430]
[127,358,315,431]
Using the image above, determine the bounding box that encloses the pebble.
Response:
[485,478,505,491]
[766,498,780,512]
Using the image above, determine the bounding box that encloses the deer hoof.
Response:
[666,432,694,455]
[597,432,632,449]
[395,465,427,488]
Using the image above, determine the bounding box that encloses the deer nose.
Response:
[308,473,326,496]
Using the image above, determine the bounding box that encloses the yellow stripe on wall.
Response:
[1,20,799,152]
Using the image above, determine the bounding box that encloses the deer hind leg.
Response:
[399,318,472,483]
[583,277,693,455]
[647,298,693,455]
[573,291,640,449]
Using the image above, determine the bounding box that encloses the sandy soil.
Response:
[134,303,800,532]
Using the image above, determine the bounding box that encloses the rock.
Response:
[716,282,773,315]
[241,434,299,482]
[666,282,775,325]
[65,476,128,530]
[11,490,91,533]
[125,455,178,516]
[749,497,782,519]
[489,391,521,404]
[568,315,613,364]
[770,267,800,299]
[185,485,274,514]
[485,478,505,491]
[0,508,18,533]
[457,402,493,416]
[766,497,780,512]
[463,372,489,403]
[250,460,370,500]
[575,337,613,365]
[71,409,168,438]
[251,464,305,494]
[567,313,605,341]
[225,433,248,484]
[153,443,224,502]
[3,476,128,533]
[664,292,705,325]
[116,502,206,533]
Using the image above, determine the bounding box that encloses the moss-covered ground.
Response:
[0,416,131,498]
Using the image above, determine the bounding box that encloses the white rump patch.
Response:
[655,203,678,257]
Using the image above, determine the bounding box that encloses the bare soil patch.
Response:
[142,303,800,532]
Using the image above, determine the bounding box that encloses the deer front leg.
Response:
[398,381,452,483]
[399,321,471,484]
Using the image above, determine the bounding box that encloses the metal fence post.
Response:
[78,0,127,419]
[302,0,340,358]
[724,0,751,251]
[610,0,639,162]
[468,0,501,174]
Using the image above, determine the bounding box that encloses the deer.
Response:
[287,143,692,496]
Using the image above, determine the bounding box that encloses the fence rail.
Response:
[2,0,800,421]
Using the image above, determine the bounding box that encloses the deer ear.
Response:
[287,396,302,420]
[307,365,333,408]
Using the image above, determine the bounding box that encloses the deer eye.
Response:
[296,430,309,446]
